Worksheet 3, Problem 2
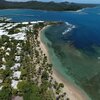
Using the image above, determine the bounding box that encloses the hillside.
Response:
[0,0,97,11]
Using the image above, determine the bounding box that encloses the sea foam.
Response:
[62,22,75,35]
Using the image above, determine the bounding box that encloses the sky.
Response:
[6,0,100,4]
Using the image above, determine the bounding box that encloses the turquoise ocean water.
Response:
[0,7,100,99]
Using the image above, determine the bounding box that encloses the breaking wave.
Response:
[62,22,75,35]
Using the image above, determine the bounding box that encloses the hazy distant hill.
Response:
[0,0,97,11]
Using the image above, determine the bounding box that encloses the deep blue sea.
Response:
[0,8,100,53]
[0,7,100,100]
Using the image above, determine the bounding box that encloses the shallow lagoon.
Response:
[42,24,100,100]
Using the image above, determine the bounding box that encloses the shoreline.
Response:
[38,25,91,100]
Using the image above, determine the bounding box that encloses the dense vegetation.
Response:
[0,0,97,11]
[0,18,68,100]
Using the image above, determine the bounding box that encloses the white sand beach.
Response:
[38,26,91,100]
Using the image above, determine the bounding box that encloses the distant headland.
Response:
[0,0,97,11]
